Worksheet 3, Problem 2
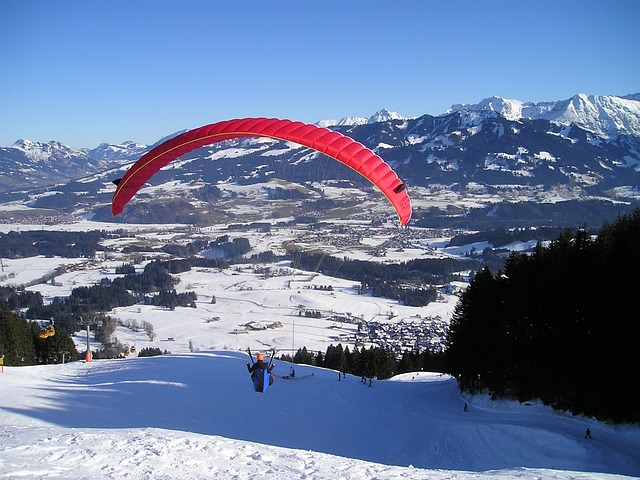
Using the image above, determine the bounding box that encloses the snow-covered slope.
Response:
[1,352,638,479]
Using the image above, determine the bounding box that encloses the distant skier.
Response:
[585,427,592,439]
[464,402,469,412]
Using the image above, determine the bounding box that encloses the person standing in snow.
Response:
[585,428,592,439]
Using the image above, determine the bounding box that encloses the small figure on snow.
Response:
[585,427,592,439]
[464,402,469,412]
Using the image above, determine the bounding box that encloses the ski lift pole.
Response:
[78,315,102,363]
[85,324,92,362]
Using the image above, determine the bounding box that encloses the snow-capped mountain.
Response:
[317,109,404,128]
[89,140,148,161]
[367,108,405,124]
[1,93,639,227]
[449,93,640,138]
[11,139,89,163]
[0,140,89,192]
[317,116,367,128]
[0,140,147,192]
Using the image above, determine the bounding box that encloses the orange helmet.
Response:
[257,353,264,361]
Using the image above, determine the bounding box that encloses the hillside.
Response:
[1,351,639,479]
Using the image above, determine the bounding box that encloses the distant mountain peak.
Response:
[543,93,640,138]
[448,97,525,122]
[318,109,404,128]
[9,139,86,163]
[447,93,640,138]
[317,116,367,128]
[368,109,404,124]
[89,141,148,160]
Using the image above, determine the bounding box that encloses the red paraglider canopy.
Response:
[111,118,412,225]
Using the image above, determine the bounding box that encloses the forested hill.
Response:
[445,208,640,423]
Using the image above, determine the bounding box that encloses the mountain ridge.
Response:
[448,93,640,138]
[6,93,639,151]
[1,92,639,227]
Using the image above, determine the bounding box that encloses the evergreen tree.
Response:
[293,346,315,365]
[324,344,344,371]
[0,307,36,365]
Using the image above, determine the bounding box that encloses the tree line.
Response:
[446,208,640,423]
[280,343,445,380]
[447,226,570,248]
[0,230,106,258]
[289,250,475,307]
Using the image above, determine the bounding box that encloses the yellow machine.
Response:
[38,324,55,339]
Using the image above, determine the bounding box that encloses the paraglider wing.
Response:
[111,118,412,225]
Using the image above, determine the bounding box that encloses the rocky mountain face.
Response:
[1,93,639,227]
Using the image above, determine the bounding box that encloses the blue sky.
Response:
[2,0,639,149]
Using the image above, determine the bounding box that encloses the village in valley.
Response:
[0,211,476,361]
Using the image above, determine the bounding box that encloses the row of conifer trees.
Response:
[445,209,640,422]
[281,343,445,380]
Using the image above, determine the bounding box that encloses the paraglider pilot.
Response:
[247,352,275,393]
